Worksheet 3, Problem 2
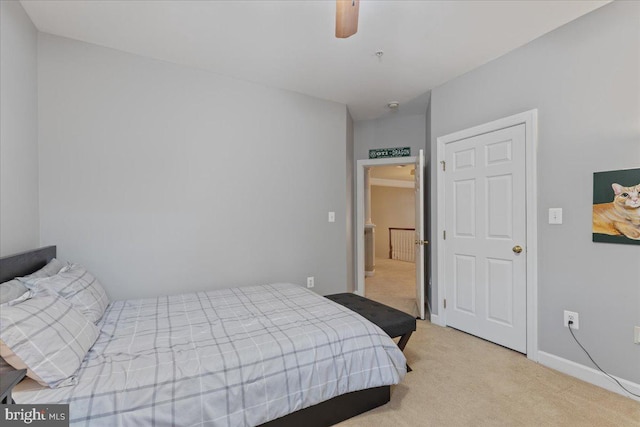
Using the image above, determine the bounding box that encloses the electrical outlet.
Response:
[306,276,314,288]
[564,310,579,329]
[634,326,640,344]
[328,212,335,223]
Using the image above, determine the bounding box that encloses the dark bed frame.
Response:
[0,246,390,426]
[0,246,57,283]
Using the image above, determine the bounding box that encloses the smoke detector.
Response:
[387,101,400,109]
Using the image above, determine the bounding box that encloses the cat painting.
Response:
[592,183,640,240]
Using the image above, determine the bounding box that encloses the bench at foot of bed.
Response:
[325,293,416,371]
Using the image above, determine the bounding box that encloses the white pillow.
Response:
[0,258,70,375]
[0,258,67,305]
[0,293,99,388]
[22,264,109,324]
[20,258,67,280]
[0,279,28,305]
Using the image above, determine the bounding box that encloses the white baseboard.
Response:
[538,351,640,402]
[430,313,445,326]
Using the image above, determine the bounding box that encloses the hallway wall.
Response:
[371,185,415,260]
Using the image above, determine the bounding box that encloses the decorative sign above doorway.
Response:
[368,147,411,159]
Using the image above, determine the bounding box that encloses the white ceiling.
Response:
[20,0,609,121]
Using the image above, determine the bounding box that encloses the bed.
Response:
[0,247,406,426]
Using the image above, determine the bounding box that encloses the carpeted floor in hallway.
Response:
[365,257,417,316]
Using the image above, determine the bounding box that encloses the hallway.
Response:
[364,257,417,317]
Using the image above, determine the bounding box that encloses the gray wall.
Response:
[0,0,39,256]
[346,111,355,292]
[354,113,426,162]
[429,1,639,383]
[38,34,350,300]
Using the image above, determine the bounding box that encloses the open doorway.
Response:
[356,151,426,319]
[366,165,417,316]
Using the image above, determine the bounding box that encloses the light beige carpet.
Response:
[351,258,640,426]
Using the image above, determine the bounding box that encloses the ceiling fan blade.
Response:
[336,0,359,39]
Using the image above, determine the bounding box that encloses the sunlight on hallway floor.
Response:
[365,257,417,317]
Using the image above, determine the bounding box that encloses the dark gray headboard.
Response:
[0,246,57,283]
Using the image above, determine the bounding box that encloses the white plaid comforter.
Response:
[15,283,407,426]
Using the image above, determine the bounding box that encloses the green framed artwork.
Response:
[592,167,640,245]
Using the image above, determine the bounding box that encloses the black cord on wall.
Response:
[567,320,640,398]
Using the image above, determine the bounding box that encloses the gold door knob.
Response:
[512,245,523,254]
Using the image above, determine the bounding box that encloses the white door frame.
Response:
[355,156,417,297]
[435,109,539,361]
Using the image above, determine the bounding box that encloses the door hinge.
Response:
[444,299,447,309]
[443,230,446,240]
[440,160,446,171]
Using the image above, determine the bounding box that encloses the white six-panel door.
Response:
[444,124,527,353]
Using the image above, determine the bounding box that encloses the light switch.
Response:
[328,212,335,223]
[548,208,563,225]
